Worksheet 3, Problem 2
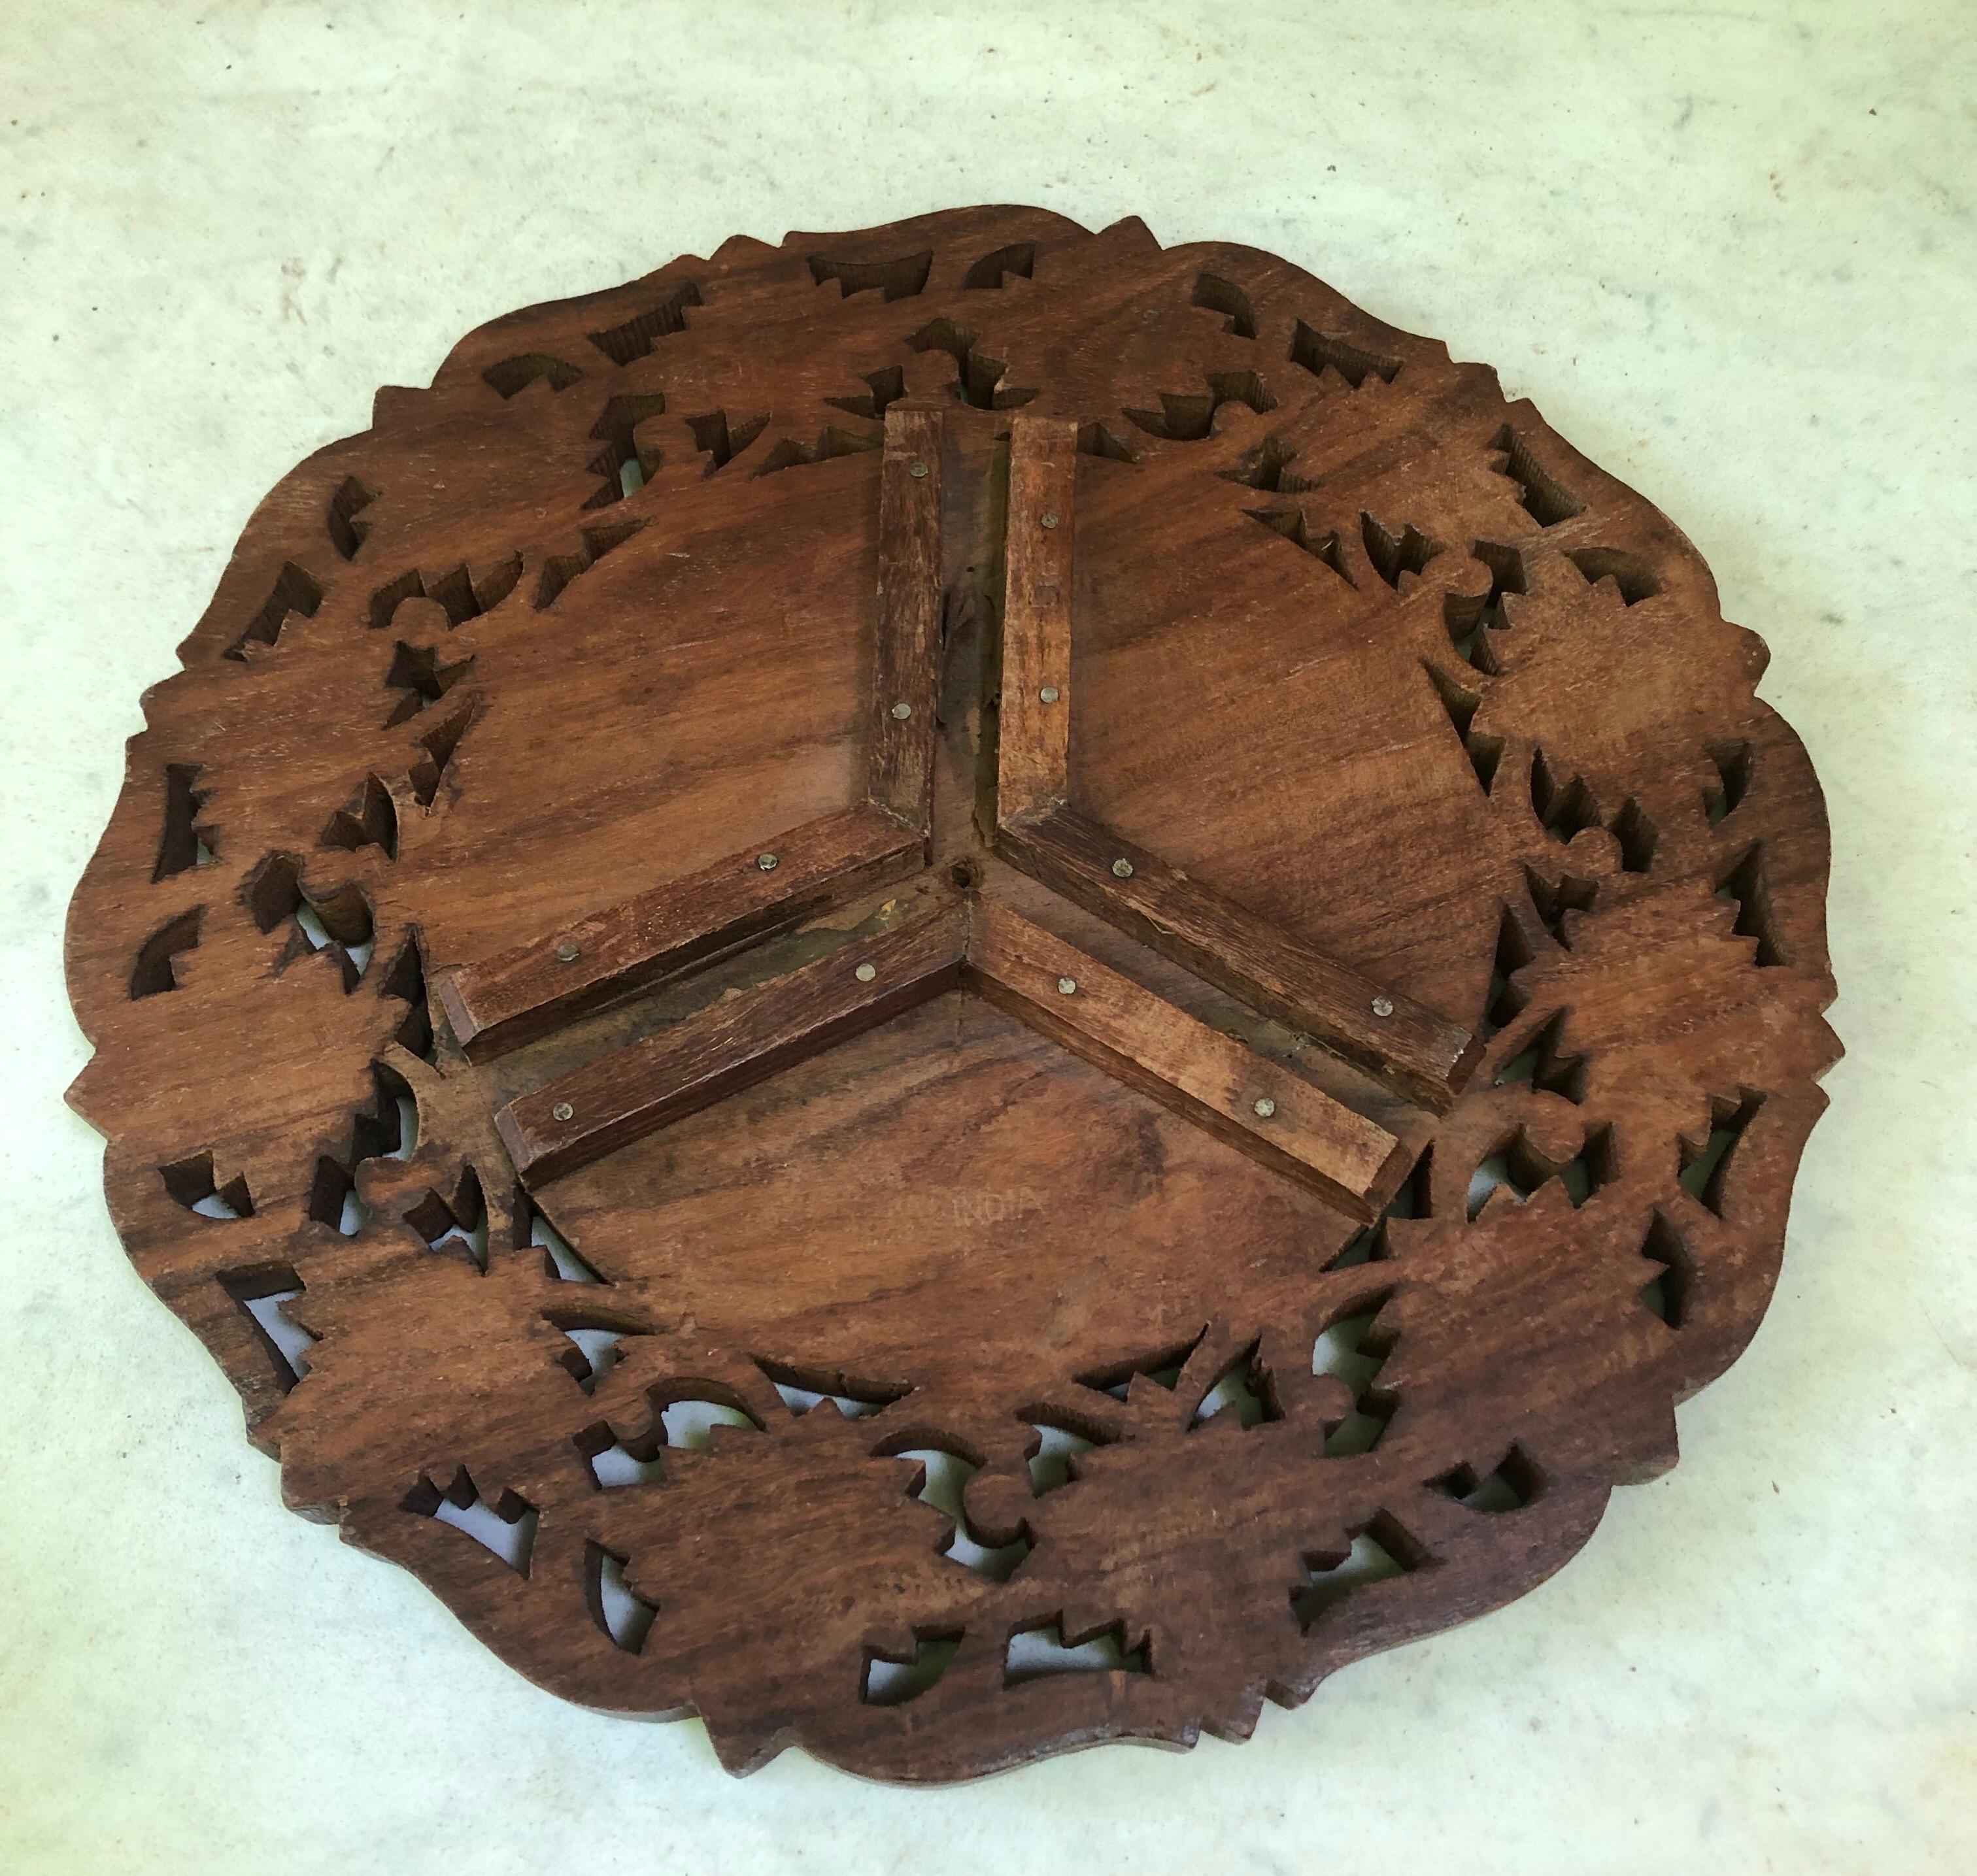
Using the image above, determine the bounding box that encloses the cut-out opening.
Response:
[320,773,399,856]
[129,907,203,998]
[823,365,907,422]
[1679,1090,1765,1216]
[1565,546,1660,605]
[534,518,645,610]
[528,1201,605,1283]
[892,1445,1030,1580]
[1075,1328,1206,1401]
[1218,432,1306,492]
[481,354,581,398]
[756,1356,909,1419]
[963,242,1037,290]
[1433,1444,1544,1511]
[1493,1008,1588,1103]
[1466,1122,1615,1217]
[906,318,1037,410]
[1075,420,1138,463]
[1491,424,1584,526]
[223,561,323,661]
[245,854,374,989]
[1637,1209,1695,1327]
[1191,270,1257,339]
[409,699,479,807]
[218,1263,314,1390]
[1530,749,1602,844]
[1611,796,1659,873]
[153,763,217,881]
[1481,905,1534,1036]
[1289,319,1401,389]
[1247,505,1353,583]
[1715,845,1786,965]
[1705,741,1753,824]
[864,1628,963,1705]
[1004,1618,1149,1686]
[383,639,477,728]
[1026,1419,1104,1495]
[309,1154,370,1237]
[574,1420,667,1489]
[585,1542,658,1653]
[1292,1511,1427,1629]
[586,280,701,365]
[1313,1299,1397,1457]
[405,1165,490,1269]
[403,1468,537,1573]
[807,248,934,301]
[1189,1339,1282,1431]
[752,426,882,478]
[326,476,375,560]
[1524,865,1598,949]
[1124,370,1273,442]
[380,933,436,1062]
[160,1150,254,1219]
[1360,512,1441,588]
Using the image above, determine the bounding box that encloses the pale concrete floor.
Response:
[1,3,1972,1871]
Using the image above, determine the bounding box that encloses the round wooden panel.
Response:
[65,206,1838,1782]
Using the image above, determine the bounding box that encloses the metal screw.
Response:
[1253,1097,1277,1119]
[552,1101,575,1123]
[1111,858,1135,879]
[1039,684,1060,704]
[1141,308,1159,324]
[554,941,580,963]
[908,460,930,479]
[854,962,877,983]
[891,701,912,720]
[1057,976,1078,996]
[1372,995,1394,1017]
[1040,511,1060,530]
[756,852,778,872]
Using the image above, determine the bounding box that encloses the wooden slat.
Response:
[996,414,1077,820]
[497,903,968,1184]
[967,903,1407,1219]
[996,805,1481,1111]
[439,805,924,1062]
[865,406,945,830]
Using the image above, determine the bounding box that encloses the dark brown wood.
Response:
[996,415,1077,819]
[966,901,1408,1218]
[998,805,1481,1110]
[65,205,1839,1785]
[499,903,966,1184]
[439,805,924,1060]
[866,406,946,831]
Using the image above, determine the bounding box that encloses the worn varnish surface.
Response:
[65,206,1839,1783]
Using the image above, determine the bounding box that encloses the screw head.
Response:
[554,941,580,963]
[1141,307,1159,324]
[551,1101,575,1123]
[756,852,778,873]
[1039,684,1060,704]
[1252,1096,1277,1119]
[890,701,912,720]
[1057,976,1078,996]
[907,460,930,478]
[1111,858,1135,879]
[1372,995,1395,1017]
[854,962,877,983]
[1040,511,1060,530]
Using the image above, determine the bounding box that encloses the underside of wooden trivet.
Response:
[66,205,1837,1782]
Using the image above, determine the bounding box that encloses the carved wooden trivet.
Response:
[65,206,1839,1783]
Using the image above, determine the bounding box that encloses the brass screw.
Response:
[1040,511,1060,530]
[1253,1097,1277,1119]
[1039,684,1060,703]
[1372,995,1394,1017]
[554,941,580,963]
[855,963,877,983]
[908,460,930,478]
[1111,858,1134,879]
[552,1101,575,1123]
[891,701,912,720]
[1057,977,1078,996]
[756,853,778,872]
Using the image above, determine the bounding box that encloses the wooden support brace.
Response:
[437,805,924,1062]
[496,903,968,1184]
[996,807,1481,1113]
[866,405,945,831]
[996,414,1077,820]
[967,902,1408,1219]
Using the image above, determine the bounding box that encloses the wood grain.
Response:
[63,205,1838,1784]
